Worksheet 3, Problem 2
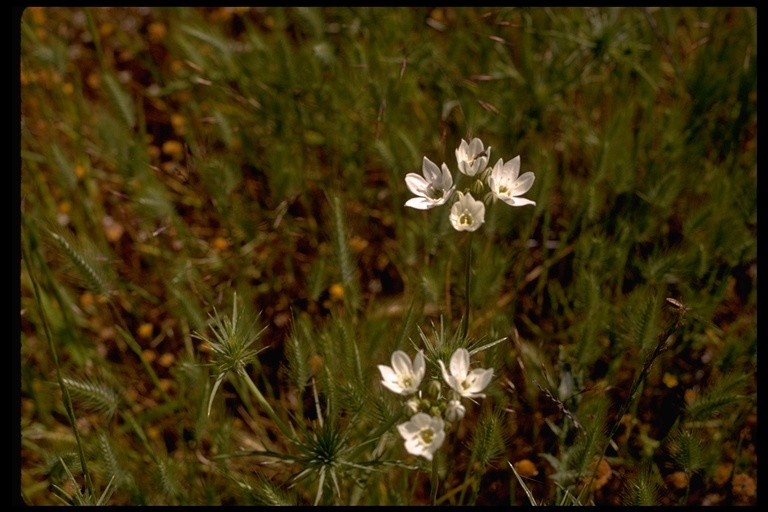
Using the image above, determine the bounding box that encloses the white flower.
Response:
[487,156,536,207]
[404,157,455,210]
[397,412,446,461]
[439,348,493,399]
[378,350,425,396]
[455,138,491,177]
[449,192,485,232]
[444,399,466,422]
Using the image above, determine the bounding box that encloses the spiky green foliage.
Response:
[51,457,117,506]
[666,427,712,477]
[471,409,506,466]
[48,229,114,298]
[684,371,751,421]
[61,375,120,419]
[195,293,266,378]
[285,313,313,393]
[235,471,297,506]
[620,464,662,506]
[328,193,362,311]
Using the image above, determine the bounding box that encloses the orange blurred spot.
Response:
[74,164,86,178]
[211,236,229,251]
[162,140,184,160]
[29,7,46,24]
[87,72,101,90]
[142,349,157,363]
[58,201,71,214]
[62,82,74,95]
[147,22,167,44]
[732,473,756,500]
[170,114,186,135]
[158,353,176,368]
[662,372,678,388]
[713,462,733,486]
[583,457,611,491]
[309,353,324,373]
[102,216,124,242]
[80,292,94,309]
[146,426,161,440]
[349,236,368,253]
[514,459,539,477]
[667,471,688,490]
[329,283,345,301]
[138,322,154,339]
[98,22,114,38]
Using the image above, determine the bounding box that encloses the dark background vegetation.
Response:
[19,7,756,505]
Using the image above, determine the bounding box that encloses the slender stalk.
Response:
[22,250,94,497]
[578,309,685,502]
[112,315,172,404]
[430,453,440,506]
[460,233,473,341]
[240,370,297,444]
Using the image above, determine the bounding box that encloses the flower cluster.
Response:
[378,348,493,461]
[404,138,536,232]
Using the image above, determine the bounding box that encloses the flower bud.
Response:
[404,398,420,417]
[444,399,466,422]
[426,379,442,399]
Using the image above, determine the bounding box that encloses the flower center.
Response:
[420,428,435,444]
[427,186,444,200]
[459,211,473,225]
[498,184,509,194]
[401,376,413,389]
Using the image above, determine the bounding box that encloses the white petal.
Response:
[413,350,426,381]
[438,163,454,189]
[391,351,412,375]
[468,138,483,156]
[405,197,434,209]
[467,368,493,393]
[504,156,521,180]
[382,380,406,394]
[511,172,535,195]
[422,157,441,183]
[405,173,428,195]
[397,421,419,439]
[501,196,536,207]
[450,348,470,378]
[439,360,457,390]
[378,364,396,382]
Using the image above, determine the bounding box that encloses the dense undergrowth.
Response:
[19,7,756,505]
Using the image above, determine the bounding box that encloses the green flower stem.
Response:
[114,321,172,404]
[460,233,473,341]
[346,409,404,462]
[22,251,94,498]
[240,370,297,444]
[578,309,685,502]
[430,453,440,506]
